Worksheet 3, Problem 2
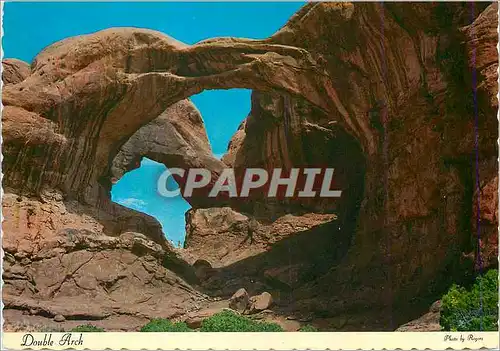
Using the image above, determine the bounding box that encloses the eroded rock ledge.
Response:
[2,192,207,330]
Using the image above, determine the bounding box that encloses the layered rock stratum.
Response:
[2,2,498,331]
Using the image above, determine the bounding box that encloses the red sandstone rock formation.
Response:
[463,3,499,270]
[181,207,336,267]
[221,3,499,325]
[2,58,30,85]
[111,98,224,187]
[2,192,206,331]
[2,2,498,331]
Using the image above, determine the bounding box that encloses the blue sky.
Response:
[3,2,304,246]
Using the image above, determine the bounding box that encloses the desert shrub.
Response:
[299,325,318,332]
[200,310,283,332]
[70,324,105,332]
[440,269,498,331]
[140,319,192,332]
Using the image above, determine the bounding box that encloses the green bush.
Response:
[440,269,498,331]
[70,324,105,332]
[140,319,192,332]
[200,310,283,332]
[299,325,318,332]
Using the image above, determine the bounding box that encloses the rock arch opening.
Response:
[111,158,191,247]
[109,89,252,247]
[178,91,368,312]
[106,86,367,287]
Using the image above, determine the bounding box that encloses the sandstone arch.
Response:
[2,27,358,204]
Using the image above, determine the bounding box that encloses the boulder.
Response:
[429,300,441,313]
[185,316,203,329]
[249,292,273,314]
[183,304,233,329]
[53,314,65,323]
[228,288,250,313]
[2,58,30,85]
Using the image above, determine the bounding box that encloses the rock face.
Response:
[182,207,337,267]
[2,58,30,84]
[221,90,366,223]
[462,4,499,271]
[2,2,498,331]
[181,208,350,301]
[472,175,498,269]
[2,192,206,330]
[221,2,499,325]
[221,120,246,167]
